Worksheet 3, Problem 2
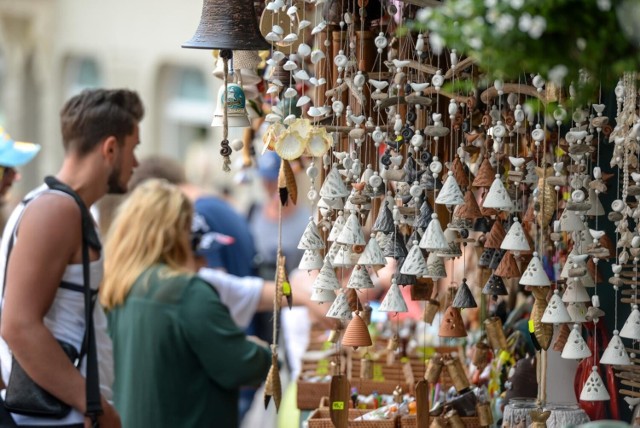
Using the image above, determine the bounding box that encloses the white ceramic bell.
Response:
[500,218,530,252]
[298,249,324,271]
[347,265,374,289]
[559,208,586,232]
[357,235,387,267]
[562,278,591,303]
[579,367,611,401]
[211,82,250,127]
[419,214,449,251]
[326,292,353,320]
[324,241,340,265]
[424,252,447,279]
[559,250,581,279]
[312,259,340,290]
[310,287,336,303]
[620,305,640,340]
[319,165,350,199]
[336,210,366,246]
[327,212,345,242]
[600,331,631,365]
[298,218,325,250]
[400,241,428,275]
[541,290,572,323]
[482,174,513,211]
[379,279,408,313]
[567,302,588,323]
[332,245,356,268]
[520,252,551,286]
[586,188,605,216]
[435,172,465,206]
[561,324,592,359]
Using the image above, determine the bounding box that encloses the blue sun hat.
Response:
[257,150,281,182]
[0,127,41,167]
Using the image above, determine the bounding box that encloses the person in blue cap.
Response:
[0,128,41,197]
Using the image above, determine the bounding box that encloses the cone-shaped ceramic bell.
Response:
[298,218,325,250]
[424,252,447,278]
[332,245,356,267]
[357,234,387,267]
[436,228,462,259]
[473,157,495,187]
[579,367,611,401]
[455,190,483,220]
[379,279,408,313]
[586,188,605,216]
[500,218,530,251]
[600,330,631,365]
[384,231,408,259]
[438,306,467,337]
[211,82,251,127]
[559,208,585,232]
[325,241,340,265]
[310,287,336,303]
[561,324,592,359]
[419,214,449,251]
[327,212,345,242]
[478,248,494,268]
[435,172,465,206]
[312,259,341,290]
[473,217,491,233]
[620,305,640,340]
[298,249,324,271]
[452,279,477,308]
[347,265,374,289]
[336,210,366,246]
[541,290,572,323]
[562,278,590,303]
[394,269,417,287]
[559,251,585,279]
[414,200,434,230]
[400,242,428,275]
[482,174,513,211]
[520,252,551,286]
[484,220,506,249]
[319,165,350,199]
[326,292,353,320]
[482,274,509,296]
[494,251,520,278]
[567,302,588,323]
[488,249,506,270]
[342,312,372,349]
[451,157,469,188]
[373,201,395,233]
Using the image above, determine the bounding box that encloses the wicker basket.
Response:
[297,376,331,410]
[399,414,481,428]
[307,408,399,428]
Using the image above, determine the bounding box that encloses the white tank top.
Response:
[0,185,114,426]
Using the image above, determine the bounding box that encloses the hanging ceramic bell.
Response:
[559,208,585,232]
[620,305,640,340]
[211,82,251,127]
[482,274,509,296]
[438,306,467,338]
[327,212,345,242]
[472,341,492,370]
[452,279,478,308]
[488,249,506,270]
[541,289,572,323]
[473,157,496,188]
[400,242,428,275]
[336,210,366,246]
[347,265,374,289]
[562,278,591,303]
[357,234,387,267]
[326,292,353,320]
[445,357,470,392]
[332,245,356,268]
[482,174,513,211]
[484,316,508,350]
[484,220,506,249]
[494,251,520,278]
[473,217,491,233]
[312,259,341,290]
[373,201,395,233]
[561,323,592,359]
[419,214,449,251]
[586,188,605,216]
[478,248,495,268]
[298,249,324,271]
[342,312,372,350]
[379,279,408,313]
[414,199,434,230]
[476,402,493,426]
[298,218,325,250]
[600,330,631,365]
[384,231,408,259]
[579,366,611,401]
[319,165,350,199]
[500,218,530,252]
[310,287,336,303]
[520,252,551,286]
[567,302,588,323]
[454,190,483,220]
[411,277,434,301]
[324,241,340,265]
[424,252,447,279]
[424,354,444,383]
[435,172,465,206]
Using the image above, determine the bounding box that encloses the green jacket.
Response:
[108,265,271,427]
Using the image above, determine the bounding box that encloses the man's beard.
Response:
[107,164,127,194]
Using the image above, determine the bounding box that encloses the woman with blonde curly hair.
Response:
[101,179,270,428]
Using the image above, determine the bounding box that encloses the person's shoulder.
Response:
[195,196,240,217]
[21,191,81,227]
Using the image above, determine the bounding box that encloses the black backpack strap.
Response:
[43,176,102,425]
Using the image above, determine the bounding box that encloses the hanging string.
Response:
[220,51,232,172]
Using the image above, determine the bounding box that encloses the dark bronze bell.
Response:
[182,0,271,51]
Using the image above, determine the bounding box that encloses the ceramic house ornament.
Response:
[312,259,341,290]
[379,279,408,313]
[424,252,447,278]
[319,165,350,199]
[620,305,640,340]
[400,242,428,276]
[336,211,366,246]
[500,218,530,252]
[600,330,631,365]
[297,218,325,250]
[435,172,465,206]
[541,290,572,323]
[520,253,551,286]
[326,292,353,320]
[482,174,513,211]
[357,235,387,267]
[561,324,592,359]
[298,249,324,271]
[579,367,611,401]
[347,265,374,289]
[419,214,449,251]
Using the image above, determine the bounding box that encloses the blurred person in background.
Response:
[101,179,270,428]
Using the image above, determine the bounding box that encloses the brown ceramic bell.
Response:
[342,312,372,350]
[411,277,434,301]
[438,306,467,338]
[451,157,470,188]
[182,0,271,50]
[423,299,440,324]
[477,402,494,427]
[455,190,483,220]
[494,251,520,278]
[484,220,506,249]
[473,157,496,188]
[472,341,492,369]
[484,316,508,350]
[424,353,444,383]
[445,357,470,392]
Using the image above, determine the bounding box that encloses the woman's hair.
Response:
[100,179,193,309]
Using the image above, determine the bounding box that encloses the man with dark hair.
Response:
[0,88,144,427]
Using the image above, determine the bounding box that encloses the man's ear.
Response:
[101,136,119,162]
